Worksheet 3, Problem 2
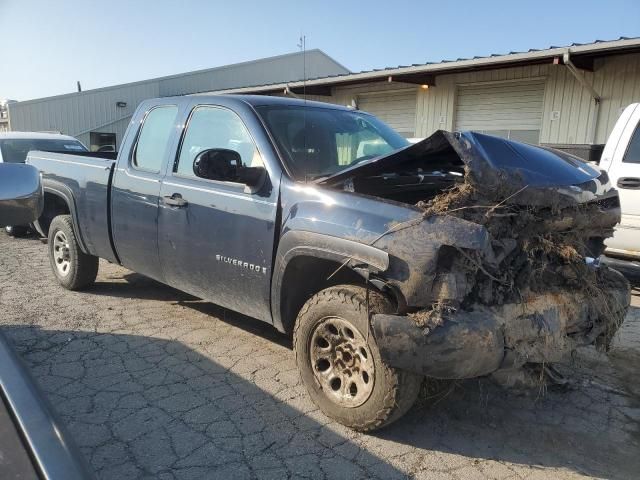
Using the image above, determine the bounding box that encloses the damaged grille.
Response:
[411,167,628,353]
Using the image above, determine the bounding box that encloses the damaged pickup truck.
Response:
[27,95,629,431]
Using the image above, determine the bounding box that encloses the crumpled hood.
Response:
[318,130,602,189]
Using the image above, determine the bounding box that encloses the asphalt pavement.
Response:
[0,232,638,480]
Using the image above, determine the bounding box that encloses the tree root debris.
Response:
[414,168,629,363]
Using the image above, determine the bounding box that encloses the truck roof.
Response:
[0,131,80,141]
[185,94,353,111]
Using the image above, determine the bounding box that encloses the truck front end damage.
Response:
[322,131,630,384]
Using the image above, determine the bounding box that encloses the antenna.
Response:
[297,33,309,179]
[297,34,307,103]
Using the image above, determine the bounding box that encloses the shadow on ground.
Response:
[3,272,639,479]
[89,272,291,349]
[90,272,197,302]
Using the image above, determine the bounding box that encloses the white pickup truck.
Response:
[600,103,640,261]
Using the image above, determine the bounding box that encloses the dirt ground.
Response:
[0,232,638,480]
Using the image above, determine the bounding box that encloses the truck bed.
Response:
[26,151,118,262]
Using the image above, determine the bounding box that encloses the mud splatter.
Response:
[414,168,630,378]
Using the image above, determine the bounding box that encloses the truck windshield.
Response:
[256,105,409,181]
[0,138,87,163]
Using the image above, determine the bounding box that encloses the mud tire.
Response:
[48,215,98,290]
[293,285,422,431]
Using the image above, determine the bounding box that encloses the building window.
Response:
[90,132,117,153]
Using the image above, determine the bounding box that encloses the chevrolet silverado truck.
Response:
[27,95,630,431]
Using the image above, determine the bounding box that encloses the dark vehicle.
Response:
[27,95,630,431]
[0,132,87,236]
[0,163,91,479]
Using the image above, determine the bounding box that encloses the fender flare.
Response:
[270,230,389,332]
[39,179,90,254]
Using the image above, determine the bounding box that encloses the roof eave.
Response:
[204,37,640,96]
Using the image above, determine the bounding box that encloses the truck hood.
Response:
[318,130,602,190]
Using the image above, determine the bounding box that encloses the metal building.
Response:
[7,50,348,150]
[9,38,640,152]
[0,99,15,133]
[211,37,640,148]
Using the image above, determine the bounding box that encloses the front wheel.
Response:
[48,215,98,290]
[293,285,422,432]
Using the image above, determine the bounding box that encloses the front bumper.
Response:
[371,277,630,379]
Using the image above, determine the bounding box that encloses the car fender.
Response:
[39,179,89,254]
[270,229,389,332]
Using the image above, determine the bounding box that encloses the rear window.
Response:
[134,106,179,172]
[0,138,87,163]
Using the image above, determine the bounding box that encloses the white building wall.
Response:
[9,81,160,147]
[591,53,640,143]
[159,50,348,96]
[7,50,349,149]
[8,51,640,149]
[326,52,640,145]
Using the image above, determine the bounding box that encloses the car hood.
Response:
[318,130,602,189]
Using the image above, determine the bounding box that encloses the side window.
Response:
[623,125,640,164]
[175,106,263,178]
[134,105,178,172]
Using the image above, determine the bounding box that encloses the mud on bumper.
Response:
[371,277,630,379]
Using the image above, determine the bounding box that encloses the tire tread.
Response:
[48,215,98,290]
[293,285,422,432]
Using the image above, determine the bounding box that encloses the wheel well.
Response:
[278,256,396,335]
[38,192,70,236]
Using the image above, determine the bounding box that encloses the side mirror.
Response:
[193,148,265,187]
[0,164,44,226]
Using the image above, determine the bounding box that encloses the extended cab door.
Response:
[157,101,281,322]
[111,103,182,281]
[602,104,640,257]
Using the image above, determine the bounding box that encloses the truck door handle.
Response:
[617,177,640,190]
[163,193,188,207]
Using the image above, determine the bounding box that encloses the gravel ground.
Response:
[0,232,638,480]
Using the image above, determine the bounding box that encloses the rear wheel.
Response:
[5,225,29,237]
[48,215,98,290]
[293,285,422,431]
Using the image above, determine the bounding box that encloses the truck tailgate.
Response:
[27,151,117,262]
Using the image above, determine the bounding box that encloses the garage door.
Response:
[454,80,545,144]
[358,90,417,138]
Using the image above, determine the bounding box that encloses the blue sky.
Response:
[1,0,639,101]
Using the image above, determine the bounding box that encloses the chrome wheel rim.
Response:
[53,231,71,276]
[309,316,375,408]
